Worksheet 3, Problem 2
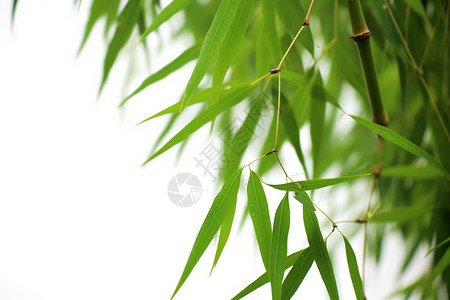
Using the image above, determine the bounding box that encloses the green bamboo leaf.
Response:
[432,247,450,279]
[232,248,308,300]
[137,79,256,124]
[139,0,193,42]
[180,0,241,111]
[261,0,282,63]
[351,115,450,180]
[401,0,427,18]
[370,206,433,223]
[212,0,254,86]
[381,164,443,179]
[247,170,272,270]
[268,173,371,192]
[171,169,242,299]
[281,247,314,300]
[310,73,326,178]
[342,234,364,300]
[282,70,305,89]
[11,0,19,24]
[78,0,121,53]
[278,91,309,178]
[426,236,450,257]
[269,193,290,300]
[293,191,315,211]
[211,193,237,272]
[100,0,141,93]
[303,206,339,300]
[144,85,255,164]
[120,43,202,107]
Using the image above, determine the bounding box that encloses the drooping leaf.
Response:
[100,0,141,93]
[303,206,339,300]
[138,79,256,124]
[310,73,326,178]
[381,164,443,180]
[231,248,308,300]
[426,236,450,257]
[268,173,371,192]
[211,192,237,271]
[370,206,433,223]
[139,0,193,42]
[293,191,315,211]
[342,234,364,300]
[212,0,254,86]
[261,0,282,64]
[351,115,450,180]
[269,193,290,300]
[247,170,272,270]
[144,85,255,164]
[281,247,314,300]
[180,0,241,111]
[120,43,202,107]
[171,169,243,299]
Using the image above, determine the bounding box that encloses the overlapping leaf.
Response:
[342,234,364,300]
[281,247,314,300]
[171,169,242,299]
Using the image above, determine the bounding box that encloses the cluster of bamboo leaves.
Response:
[12,0,449,298]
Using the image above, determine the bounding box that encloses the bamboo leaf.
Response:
[303,206,339,300]
[144,85,255,164]
[269,193,290,300]
[247,170,272,270]
[381,164,443,179]
[426,236,450,257]
[120,43,202,107]
[232,248,308,300]
[281,247,314,300]
[293,191,315,211]
[401,0,427,18]
[180,0,241,111]
[139,0,193,42]
[171,169,243,299]
[100,0,141,93]
[310,73,326,178]
[211,193,237,272]
[351,115,450,180]
[212,0,254,86]
[432,247,450,279]
[11,0,19,24]
[370,206,433,223]
[342,234,364,300]
[268,173,371,192]
[138,79,256,124]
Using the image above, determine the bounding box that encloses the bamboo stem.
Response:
[345,0,389,127]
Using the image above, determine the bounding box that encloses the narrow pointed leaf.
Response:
[370,206,433,223]
[281,247,314,300]
[432,247,450,279]
[231,248,308,300]
[212,0,254,86]
[120,43,201,107]
[138,79,256,124]
[144,85,255,164]
[247,170,272,270]
[426,236,450,257]
[171,169,242,299]
[269,193,290,300]
[100,0,141,93]
[351,115,450,180]
[293,191,315,211]
[211,193,237,272]
[303,206,339,300]
[139,0,193,42]
[342,234,364,300]
[268,173,371,192]
[180,0,241,111]
[11,0,19,24]
[310,74,326,178]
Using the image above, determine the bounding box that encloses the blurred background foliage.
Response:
[13,0,450,298]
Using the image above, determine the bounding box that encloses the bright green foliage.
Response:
[72,0,450,298]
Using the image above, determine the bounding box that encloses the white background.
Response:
[0,1,430,299]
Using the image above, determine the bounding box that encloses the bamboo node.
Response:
[302,19,310,26]
[269,68,280,74]
[350,31,371,42]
